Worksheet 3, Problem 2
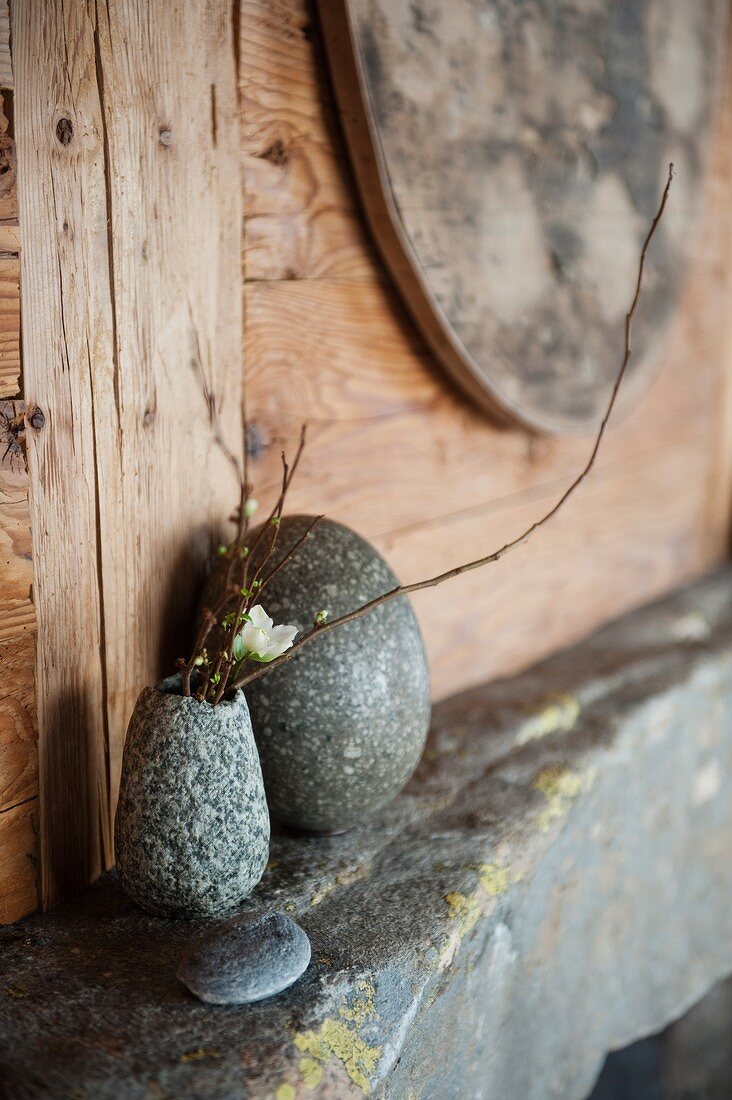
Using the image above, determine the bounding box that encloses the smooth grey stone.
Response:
[177,910,311,1005]
[230,516,431,833]
[115,676,270,918]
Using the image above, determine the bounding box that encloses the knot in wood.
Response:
[55,118,73,147]
[28,408,45,430]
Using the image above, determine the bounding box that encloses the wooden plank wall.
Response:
[7,0,243,915]
[242,0,732,701]
[1,0,731,925]
[0,3,38,925]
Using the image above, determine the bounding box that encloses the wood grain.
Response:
[245,273,721,534]
[243,0,732,702]
[241,0,372,280]
[0,255,21,398]
[0,29,34,922]
[0,87,17,226]
[0,81,20,400]
[13,0,243,909]
[0,724,36,805]
[0,0,11,91]
[0,633,37,813]
[0,400,33,645]
[0,799,38,925]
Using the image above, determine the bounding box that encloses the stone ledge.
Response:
[2,569,732,1099]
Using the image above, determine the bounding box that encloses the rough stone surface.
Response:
[178,911,311,1005]
[3,571,732,1098]
[228,515,431,833]
[115,677,270,918]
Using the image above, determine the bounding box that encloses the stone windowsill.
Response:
[2,569,732,1098]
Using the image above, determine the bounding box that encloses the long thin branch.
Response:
[232,164,675,692]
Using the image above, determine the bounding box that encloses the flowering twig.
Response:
[179,425,313,702]
[229,164,675,693]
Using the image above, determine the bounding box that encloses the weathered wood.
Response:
[0,83,20,400]
[243,0,732,702]
[241,0,372,281]
[0,87,17,226]
[0,799,37,925]
[0,633,37,816]
[0,691,37,811]
[245,274,720,532]
[0,29,34,921]
[0,255,20,397]
[0,400,33,645]
[13,0,243,908]
[319,0,727,432]
[0,0,11,91]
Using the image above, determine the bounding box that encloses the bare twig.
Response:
[180,424,312,703]
[231,164,675,692]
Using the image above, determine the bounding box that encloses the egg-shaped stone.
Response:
[238,516,431,833]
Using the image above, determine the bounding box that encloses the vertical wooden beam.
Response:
[13,0,243,908]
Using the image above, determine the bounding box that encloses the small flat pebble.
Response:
[177,910,311,1005]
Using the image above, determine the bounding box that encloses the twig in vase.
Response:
[229,163,675,693]
[180,426,316,702]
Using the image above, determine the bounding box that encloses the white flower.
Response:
[234,604,298,663]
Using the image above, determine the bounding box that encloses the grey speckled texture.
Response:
[115,676,270,918]
[243,516,431,832]
[177,910,311,1004]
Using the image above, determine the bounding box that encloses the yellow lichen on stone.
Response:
[310,864,374,909]
[440,863,511,969]
[276,1086,296,1100]
[516,692,581,746]
[299,1057,324,1088]
[533,764,582,831]
[292,981,381,1094]
[339,979,376,1027]
[477,862,510,896]
[309,880,337,907]
[179,1048,221,1063]
[443,891,480,935]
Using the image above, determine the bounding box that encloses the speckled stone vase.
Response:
[114,676,270,918]
[209,516,432,833]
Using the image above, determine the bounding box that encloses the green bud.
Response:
[193,656,204,667]
[270,516,281,527]
[314,609,329,626]
[216,544,228,556]
[244,498,259,519]
[238,546,249,559]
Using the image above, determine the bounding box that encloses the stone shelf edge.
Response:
[2,568,732,1099]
